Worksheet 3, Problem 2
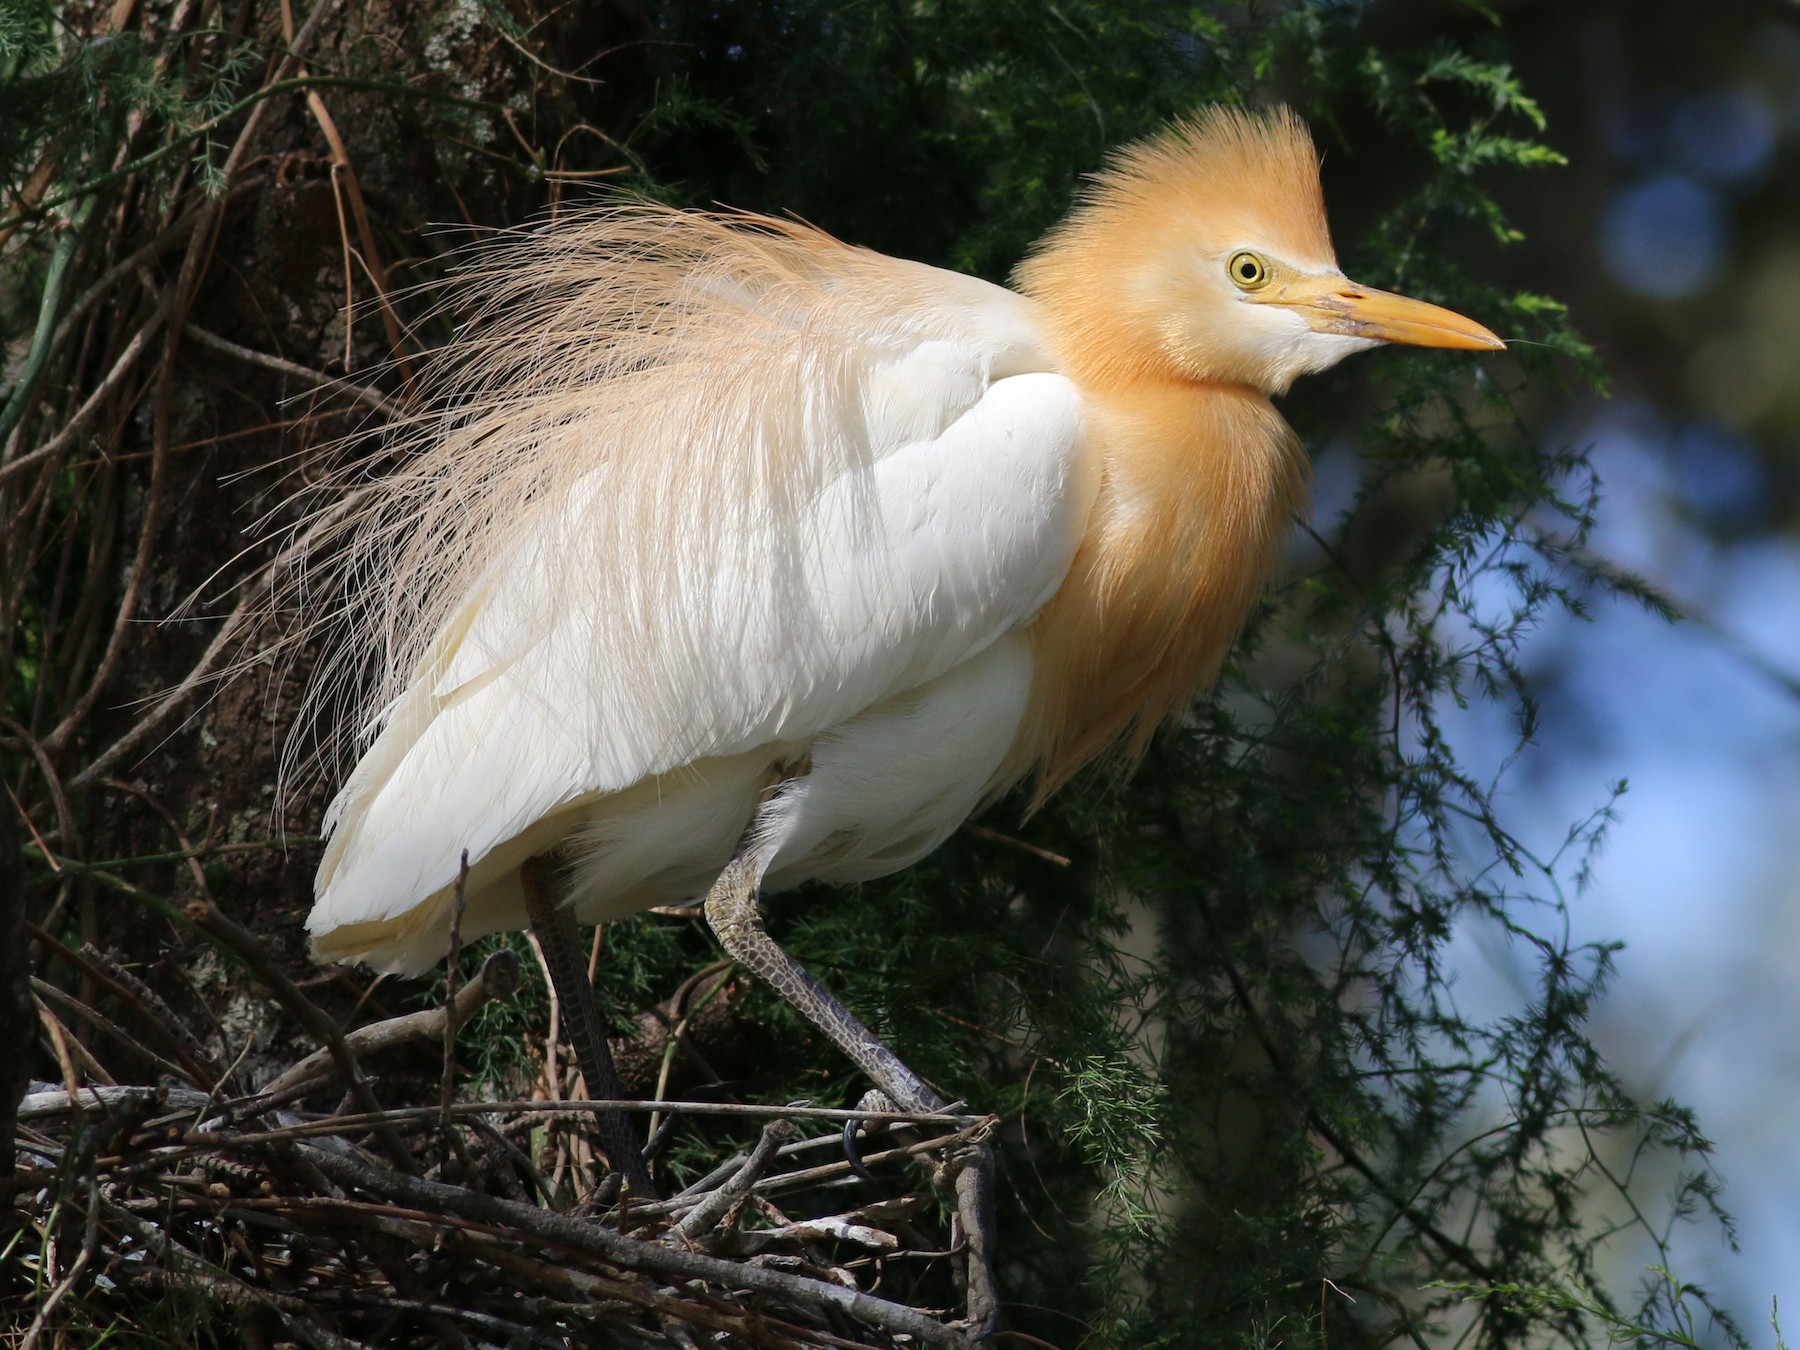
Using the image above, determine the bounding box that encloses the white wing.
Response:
[308,268,1093,948]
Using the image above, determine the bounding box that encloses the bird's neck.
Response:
[1005,375,1308,797]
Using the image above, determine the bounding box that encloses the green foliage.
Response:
[604,3,1751,1347]
[1434,1269,1785,1349]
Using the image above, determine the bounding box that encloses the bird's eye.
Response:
[1227,251,1271,290]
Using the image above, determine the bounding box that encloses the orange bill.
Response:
[1274,274,1505,351]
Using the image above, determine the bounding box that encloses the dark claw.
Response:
[842,1115,877,1182]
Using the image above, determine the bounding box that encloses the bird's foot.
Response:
[841,1088,894,1182]
[945,1139,1000,1339]
[843,1087,998,1339]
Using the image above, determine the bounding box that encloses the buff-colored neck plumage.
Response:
[1006,108,1327,794]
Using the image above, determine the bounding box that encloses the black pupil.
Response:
[1239,260,1257,279]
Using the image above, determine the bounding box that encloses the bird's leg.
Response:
[702,789,1000,1335]
[521,858,658,1198]
[704,846,943,1115]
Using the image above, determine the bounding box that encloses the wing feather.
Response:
[304,215,1092,942]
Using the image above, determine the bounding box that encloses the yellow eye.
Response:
[1227,250,1270,290]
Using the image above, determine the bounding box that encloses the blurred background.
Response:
[1389,0,1800,1328]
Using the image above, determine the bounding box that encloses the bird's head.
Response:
[1016,106,1503,394]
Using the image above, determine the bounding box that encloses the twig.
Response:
[62,588,258,791]
[262,947,518,1099]
[0,203,91,447]
[951,1145,1001,1336]
[35,996,114,1087]
[184,324,405,419]
[279,0,416,392]
[38,278,174,756]
[99,1198,376,1349]
[300,1144,975,1350]
[74,939,222,1086]
[961,824,1073,868]
[18,1175,100,1350]
[646,961,733,1142]
[675,1117,794,1240]
[23,837,321,879]
[44,184,260,366]
[439,851,469,1129]
[30,977,196,1086]
[182,898,417,1174]
[0,286,174,484]
[18,1084,214,1118]
[184,1099,984,1150]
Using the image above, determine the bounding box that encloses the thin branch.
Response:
[263,947,518,1098]
[184,324,405,419]
[675,1117,794,1240]
[181,897,417,1174]
[300,1144,975,1350]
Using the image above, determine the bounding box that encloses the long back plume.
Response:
[277,204,1026,808]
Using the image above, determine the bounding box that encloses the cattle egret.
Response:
[299,105,1500,1233]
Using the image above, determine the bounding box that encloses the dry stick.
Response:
[45,185,263,369]
[5,741,80,999]
[674,1117,795,1241]
[64,588,254,792]
[157,1111,984,1209]
[184,323,405,419]
[17,1175,99,1350]
[439,852,470,1129]
[25,837,319,877]
[99,1198,375,1350]
[463,1114,541,1203]
[37,24,243,755]
[168,1099,982,1152]
[428,1226,704,1331]
[0,287,174,484]
[183,899,417,1173]
[25,438,119,757]
[951,1147,1000,1335]
[0,153,61,252]
[0,717,77,853]
[61,364,387,791]
[279,1197,858,1347]
[77,942,222,1085]
[18,1085,213,1118]
[36,997,113,1087]
[261,947,518,1099]
[961,824,1073,868]
[37,0,346,752]
[30,977,195,1086]
[740,1123,989,1201]
[644,961,734,1144]
[37,285,175,756]
[279,0,416,393]
[300,1144,974,1350]
[98,775,221,907]
[64,7,372,795]
[20,927,218,1087]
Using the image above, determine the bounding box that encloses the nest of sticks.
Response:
[8,898,996,1349]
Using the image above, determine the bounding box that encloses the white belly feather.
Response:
[564,631,1034,919]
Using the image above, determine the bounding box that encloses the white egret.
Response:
[296,105,1501,1296]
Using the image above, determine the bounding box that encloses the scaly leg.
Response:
[702,790,1000,1334]
[522,858,658,1198]
[705,849,942,1113]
